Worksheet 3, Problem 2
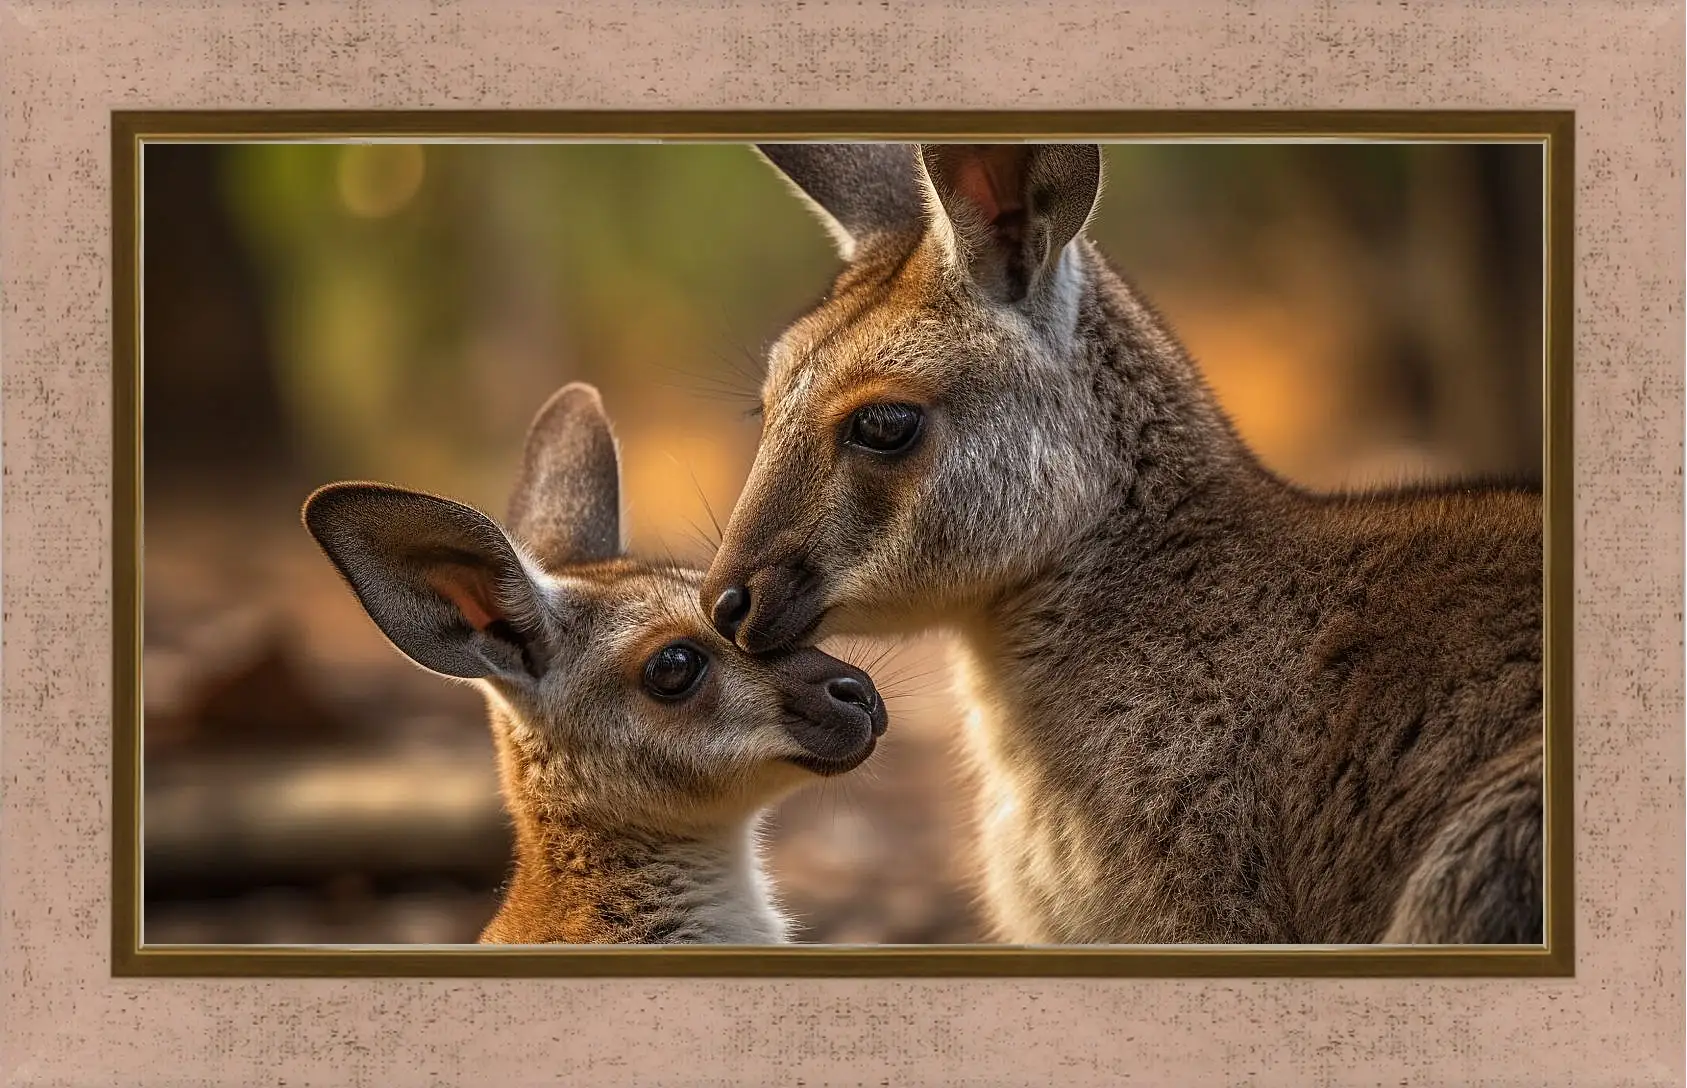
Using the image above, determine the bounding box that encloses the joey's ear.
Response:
[506,382,623,569]
[918,143,1102,304]
[303,483,549,682]
[756,143,927,261]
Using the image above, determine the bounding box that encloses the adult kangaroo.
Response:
[701,143,1544,945]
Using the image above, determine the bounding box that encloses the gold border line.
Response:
[110,110,1574,979]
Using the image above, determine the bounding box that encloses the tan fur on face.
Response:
[495,564,812,829]
[730,237,1115,635]
[470,560,829,945]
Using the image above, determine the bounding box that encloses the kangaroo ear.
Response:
[506,382,623,569]
[304,483,549,683]
[756,143,927,261]
[919,143,1102,304]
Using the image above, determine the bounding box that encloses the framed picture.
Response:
[4,4,1679,1084]
[115,111,1573,981]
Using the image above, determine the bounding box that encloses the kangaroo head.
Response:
[304,383,886,836]
[702,143,1122,653]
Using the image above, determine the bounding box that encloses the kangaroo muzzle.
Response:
[703,557,828,655]
[768,647,888,776]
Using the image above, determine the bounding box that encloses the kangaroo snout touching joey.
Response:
[702,143,1544,945]
[304,382,886,944]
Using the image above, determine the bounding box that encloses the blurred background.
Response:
[142,141,1543,945]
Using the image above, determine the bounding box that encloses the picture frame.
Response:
[112,109,1576,981]
[4,3,1679,1083]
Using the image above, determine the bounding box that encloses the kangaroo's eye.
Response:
[846,403,924,455]
[642,642,708,701]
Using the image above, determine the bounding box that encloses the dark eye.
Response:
[845,403,924,455]
[642,642,708,701]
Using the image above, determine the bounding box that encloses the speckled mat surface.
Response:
[2,2,1681,1084]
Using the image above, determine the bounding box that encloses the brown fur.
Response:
[306,384,886,945]
[703,144,1543,945]
[465,561,802,945]
[479,689,784,945]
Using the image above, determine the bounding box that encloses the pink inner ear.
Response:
[427,568,500,632]
[950,147,1028,226]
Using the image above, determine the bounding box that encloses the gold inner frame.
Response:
[111,110,1575,979]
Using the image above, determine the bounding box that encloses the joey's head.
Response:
[303,383,886,837]
[702,143,1123,654]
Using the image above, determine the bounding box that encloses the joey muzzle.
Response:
[702,559,829,655]
[770,648,887,776]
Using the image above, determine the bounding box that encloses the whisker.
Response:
[644,531,701,574]
[863,642,906,675]
[878,680,942,701]
[698,307,772,385]
[656,451,725,558]
[677,522,721,562]
[687,469,726,545]
[646,359,762,411]
[869,658,946,687]
[826,636,882,671]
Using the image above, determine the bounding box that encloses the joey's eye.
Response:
[845,403,924,455]
[642,642,708,701]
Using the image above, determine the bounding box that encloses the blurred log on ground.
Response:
[145,889,501,947]
[144,746,511,898]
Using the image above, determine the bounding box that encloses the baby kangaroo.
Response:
[702,143,1544,945]
[304,382,886,944]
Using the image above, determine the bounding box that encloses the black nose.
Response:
[712,585,752,640]
[825,675,875,714]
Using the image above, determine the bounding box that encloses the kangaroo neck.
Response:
[947,253,1292,798]
[979,245,1281,618]
[1091,249,1272,507]
[485,806,780,945]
